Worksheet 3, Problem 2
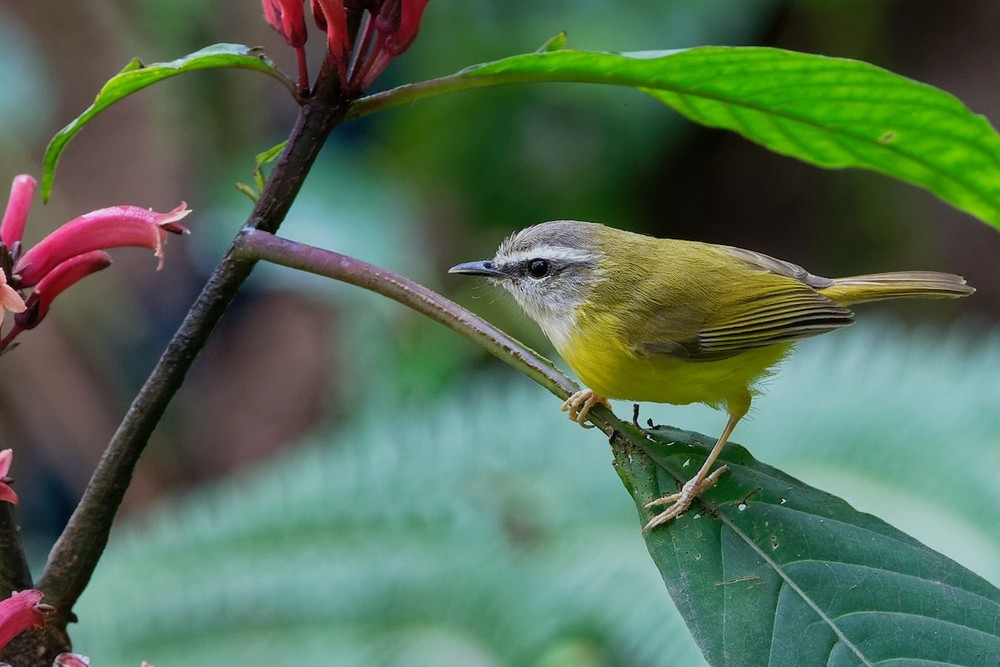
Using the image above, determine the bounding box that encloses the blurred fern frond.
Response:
[72,320,999,665]
[73,384,699,665]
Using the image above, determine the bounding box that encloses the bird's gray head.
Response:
[449,220,604,348]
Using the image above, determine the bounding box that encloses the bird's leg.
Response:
[642,411,742,531]
[560,388,611,428]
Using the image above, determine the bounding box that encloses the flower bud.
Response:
[384,0,429,56]
[353,0,431,90]
[263,0,308,48]
[311,0,351,81]
[1,175,37,249]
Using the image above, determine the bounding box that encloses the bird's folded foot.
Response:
[560,389,611,428]
[642,465,730,531]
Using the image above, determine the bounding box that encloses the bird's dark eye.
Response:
[527,259,550,279]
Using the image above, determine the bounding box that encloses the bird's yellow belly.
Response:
[560,333,792,411]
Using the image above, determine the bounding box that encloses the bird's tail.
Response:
[821,271,975,305]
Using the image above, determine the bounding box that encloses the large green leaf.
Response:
[41,43,294,201]
[619,426,1000,666]
[352,46,1000,229]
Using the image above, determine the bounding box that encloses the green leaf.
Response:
[353,46,1000,229]
[41,44,295,201]
[253,140,288,191]
[619,426,1000,666]
[255,141,288,170]
[535,32,568,53]
[236,140,288,202]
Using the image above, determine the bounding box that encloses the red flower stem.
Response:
[33,59,349,648]
[295,46,310,96]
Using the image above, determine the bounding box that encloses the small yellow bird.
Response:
[450,221,974,530]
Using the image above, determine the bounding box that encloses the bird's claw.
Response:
[560,389,611,428]
[642,465,730,531]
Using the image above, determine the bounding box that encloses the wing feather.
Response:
[628,243,853,362]
[718,245,835,289]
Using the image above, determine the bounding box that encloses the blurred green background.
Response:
[0,1,998,664]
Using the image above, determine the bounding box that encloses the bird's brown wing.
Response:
[631,248,853,361]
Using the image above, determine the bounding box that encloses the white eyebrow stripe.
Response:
[497,246,598,266]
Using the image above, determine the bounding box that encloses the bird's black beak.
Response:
[448,259,506,278]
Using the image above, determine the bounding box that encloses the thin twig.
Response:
[231,231,567,387]
[232,230,623,431]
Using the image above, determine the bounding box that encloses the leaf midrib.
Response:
[709,503,876,667]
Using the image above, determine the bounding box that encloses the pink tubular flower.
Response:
[13,202,190,289]
[0,174,192,355]
[263,0,308,48]
[14,251,112,332]
[0,175,36,249]
[0,449,17,504]
[0,590,46,649]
